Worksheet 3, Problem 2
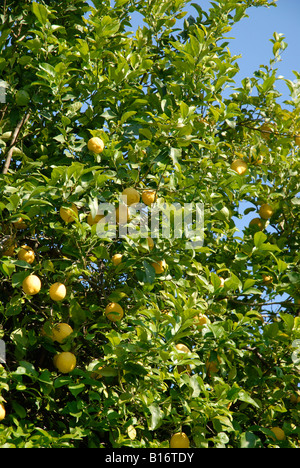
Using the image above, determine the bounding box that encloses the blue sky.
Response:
[124,0,300,101]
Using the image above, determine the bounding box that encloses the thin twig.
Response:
[2,112,30,174]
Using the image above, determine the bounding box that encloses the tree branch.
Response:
[2,112,30,174]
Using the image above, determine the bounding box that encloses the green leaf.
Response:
[238,390,260,408]
[32,2,49,25]
[254,231,267,248]
[240,431,259,448]
[264,322,279,339]
[148,403,164,430]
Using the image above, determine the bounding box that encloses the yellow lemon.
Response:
[142,190,157,206]
[22,275,41,295]
[60,204,78,223]
[18,245,35,264]
[87,137,104,154]
[2,243,16,257]
[12,217,27,230]
[175,343,190,353]
[105,302,124,322]
[112,254,123,266]
[259,203,274,220]
[170,432,190,448]
[55,352,76,373]
[0,403,6,422]
[270,427,285,441]
[122,187,140,206]
[194,314,208,327]
[52,323,73,343]
[49,282,66,301]
[230,159,248,175]
[87,212,104,226]
[249,217,265,231]
[151,259,167,274]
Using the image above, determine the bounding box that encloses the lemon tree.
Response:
[0,0,299,449]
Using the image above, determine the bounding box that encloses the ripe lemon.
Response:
[230,159,248,175]
[176,343,190,353]
[2,243,16,257]
[22,275,41,295]
[170,432,190,448]
[194,314,208,327]
[55,352,76,373]
[12,217,27,230]
[259,203,274,220]
[60,204,78,223]
[112,254,123,266]
[52,323,73,343]
[139,236,154,252]
[0,403,6,422]
[122,187,140,206]
[249,217,265,231]
[142,190,157,206]
[87,137,104,154]
[18,245,35,264]
[270,426,285,441]
[87,212,104,226]
[151,259,167,274]
[105,302,124,322]
[49,282,66,301]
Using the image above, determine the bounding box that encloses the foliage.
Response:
[0,0,299,448]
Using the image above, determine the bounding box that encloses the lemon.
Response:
[142,190,157,206]
[2,243,16,257]
[52,323,73,343]
[105,302,124,322]
[12,217,27,230]
[170,432,190,448]
[122,187,140,206]
[194,314,208,327]
[259,203,274,220]
[0,403,6,422]
[87,137,104,154]
[270,426,285,441]
[151,259,167,274]
[49,282,66,301]
[87,212,104,226]
[112,254,123,266]
[230,159,248,175]
[175,343,190,353]
[59,204,78,223]
[55,352,76,373]
[249,217,265,231]
[18,245,35,264]
[22,275,41,295]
